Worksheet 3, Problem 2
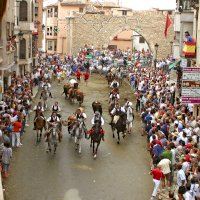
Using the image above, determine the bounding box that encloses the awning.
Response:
[169,60,181,70]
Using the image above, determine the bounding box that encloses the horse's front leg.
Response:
[95,142,100,158]
[39,130,42,142]
[78,139,81,154]
[93,141,95,155]
[117,131,120,144]
[90,137,92,148]
[36,130,39,143]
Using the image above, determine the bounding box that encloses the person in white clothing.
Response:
[125,101,134,134]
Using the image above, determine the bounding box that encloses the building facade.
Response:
[0,0,16,92]
[43,0,120,55]
[14,0,36,75]
[173,0,199,61]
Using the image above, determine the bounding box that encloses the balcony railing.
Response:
[19,21,35,31]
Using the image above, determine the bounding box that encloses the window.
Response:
[35,7,38,17]
[79,8,83,13]
[47,8,53,18]
[54,26,58,36]
[6,22,10,41]
[54,41,57,51]
[49,27,53,36]
[122,10,127,16]
[47,40,53,50]
[139,36,145,43]
[47,27,50,36]
[19,1,28,21]
[54,7,58,17]
[19,38,26,59]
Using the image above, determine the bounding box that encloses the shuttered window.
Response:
[19,1,28,21]
[19,38,26,59]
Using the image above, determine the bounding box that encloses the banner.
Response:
[182,67,200,104]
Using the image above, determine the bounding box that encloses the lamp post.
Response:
[170,41,173,55]
[154,43,159,69]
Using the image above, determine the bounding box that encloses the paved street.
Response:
[4,74,152,200]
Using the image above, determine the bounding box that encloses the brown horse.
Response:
[63,83,71,99]
[68,88,76,102]
[92,101,103,115]
[35,116,46,143]
[76,90,84,106]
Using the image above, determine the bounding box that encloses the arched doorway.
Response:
[19,38,26,59]
[19,1,28,21]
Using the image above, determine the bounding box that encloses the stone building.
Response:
[173,0,199,60]
[14,0,36,75]
[43,0,120,54]
[0,0,16,92]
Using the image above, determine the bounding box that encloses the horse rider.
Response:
[90,111,105,141]
[74,107,87,138]
[123,99,134,134]
[51,101,61,118]
[33,101,44,130]
[42,80,53,98]
[110,78,119,89]
[110,102,126,125]
[109,90,120,106]
[47,111,62,142]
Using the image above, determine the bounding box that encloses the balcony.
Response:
[19,21,35,31]
[178,0,199,11]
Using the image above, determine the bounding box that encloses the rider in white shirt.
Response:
[91,111,105,126]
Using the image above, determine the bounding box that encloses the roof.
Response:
[117,7,132,11]
[60,0,86,6]
[44,3,58,8]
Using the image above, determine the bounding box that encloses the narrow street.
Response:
[4,74,152,200]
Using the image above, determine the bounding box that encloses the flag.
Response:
[164,14,172,38]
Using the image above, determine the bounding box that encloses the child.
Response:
[83,71,90,86]
[2,142,12,178]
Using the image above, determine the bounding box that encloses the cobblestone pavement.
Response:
[4,74,152,200]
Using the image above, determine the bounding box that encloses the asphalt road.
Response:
[4,74,152,200]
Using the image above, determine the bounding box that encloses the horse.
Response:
[110,111,127,144]
[63,83,71,99]
[88,123,103,158]
[40,90,48,110]
[68,88,76,103]
[74,120,87,154]
[66,114,77,135]
[45,124,60,154]
[35,116,46,143]
[92,101,103,115]
[76,90,84,106]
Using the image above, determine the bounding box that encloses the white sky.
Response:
[122,0,176,10]
[44,0,176,10]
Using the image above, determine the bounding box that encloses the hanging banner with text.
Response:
[182,67,200,104]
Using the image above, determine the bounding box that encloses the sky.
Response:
[121,0,176,10]
[44,0,176,10]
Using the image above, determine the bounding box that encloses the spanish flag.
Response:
[183,41,196,58]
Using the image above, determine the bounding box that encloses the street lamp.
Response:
[170,41,173,55]
[154,43,159,69]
